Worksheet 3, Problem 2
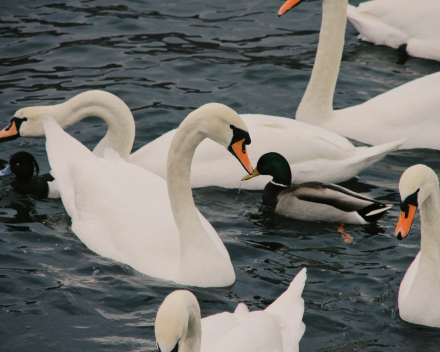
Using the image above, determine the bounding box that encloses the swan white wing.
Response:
[347,0,440,62]
[130,114,403,188]
[200,268,306,352]
[265,268,306,352]
[44,117,232,284]
[44,117,180,281]
[201,309,284,352]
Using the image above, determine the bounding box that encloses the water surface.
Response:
[1,0,440,351]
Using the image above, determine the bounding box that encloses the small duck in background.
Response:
[0,151,58,198]
[242,152,391,225]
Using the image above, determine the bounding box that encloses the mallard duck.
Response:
[242,152,391,224]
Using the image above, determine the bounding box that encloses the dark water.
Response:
[1,0,440,351]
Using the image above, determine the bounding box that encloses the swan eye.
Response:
[229,125,251,146]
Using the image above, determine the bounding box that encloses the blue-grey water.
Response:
[1,0,440,351]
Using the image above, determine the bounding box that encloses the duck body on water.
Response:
[0,151,58,198]
[243,152,391,224]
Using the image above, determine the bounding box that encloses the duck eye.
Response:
[16,163,19,166]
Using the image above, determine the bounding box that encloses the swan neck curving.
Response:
[296,0,348,124]
[45,91,135,160]
[166,106,235,286]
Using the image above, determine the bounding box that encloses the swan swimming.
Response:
[395,164,440,327]
[279,0,440,150]
[347,0,440,62]
[155,268,306,352]
[0,89,404,189]
[43,103,253,288]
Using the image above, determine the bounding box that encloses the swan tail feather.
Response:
[265,268,306,352]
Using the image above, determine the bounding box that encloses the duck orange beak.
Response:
[278,0,302,16]
[395,204,417,240]
[230,138,253,175]
[0,119,20,142]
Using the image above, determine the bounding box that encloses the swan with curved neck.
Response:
[156,268,306,352]
[43,103,252,287]
[279,0,440,150]
[1,89,405,189]
[395,165,440,327]
[1,90,135,160]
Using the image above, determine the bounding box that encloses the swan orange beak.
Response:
[278,0,302,16]
[395,204,417,240]
[230,138,253,175]
[241,168,260,181]
[0,119,20,142]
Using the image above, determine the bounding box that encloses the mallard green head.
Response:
[242,152,291,187]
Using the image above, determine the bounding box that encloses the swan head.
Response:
[155,290,201,352]
[187,103,253,174]
[0,106,54,141]
[395,164,439,240]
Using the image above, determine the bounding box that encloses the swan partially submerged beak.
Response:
[278,0,303,16]
[0,117,24,142]
[230,138,253,175]
[241,168,260,181]
[395,204,417,240]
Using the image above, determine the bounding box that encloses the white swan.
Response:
[395,164,440,327]
[155,268,306,352]
[1,90,405,189]
[43,103,254,288]
[279,0,440,150]
[347,0,440,62]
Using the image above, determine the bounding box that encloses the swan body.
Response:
[395,164,440,327]
[347,0,440,62]
[130,115,405,189]
[242,152,391,224]
[280,0,440,150]
[0,151,58,198]
[155,268,306,352]
[1,90,404,189]
[43,103,254,288]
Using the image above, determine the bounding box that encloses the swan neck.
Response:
[419,188,440,271]
[167,118,203,236]
[166,112,230,285]
[296,0,347,124]
[54,91,135,160]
